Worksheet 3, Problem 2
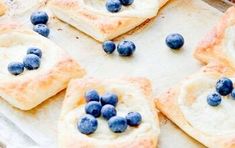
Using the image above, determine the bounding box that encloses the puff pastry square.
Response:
[59,77,159,148]
[156,63,235,147]
[194,7,235,68]
[49,0,169,42]
[0,24,85,110]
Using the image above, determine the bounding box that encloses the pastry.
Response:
[194,7,235,68]
[156,63,235,147]
[0,0,6,16]
[58,77,159,148]
[49,0,169,42]
[0,24,85,110]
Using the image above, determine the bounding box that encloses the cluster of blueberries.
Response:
[106,0,134,13]
[30,11,50,37]
[78,90,142,135]
[102,40,136,56]
[207,77,235,106]
[8,47,42,75]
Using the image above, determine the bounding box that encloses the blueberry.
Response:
[108,116,127,133]
[77,114,98,135]
[27,47,42,58]
[101,92,118,106]
[85,101,102,117]
[101,104,117,120]
[85,90,100,102]
[126,112,142,126]
[33,24,50,37]
[165,33,184,49]
[23,54,41,70]
[117,40,136,57]
[207,92,222,106]
[102,41,116,54]
[106,0,122,13]
[8,62,24,75]
[216,77,233,96]
[120,0,134,6]
[30,11,49,25]
[231,89,235,99]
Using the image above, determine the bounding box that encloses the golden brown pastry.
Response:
[194,7,235,68]
[0,24,85,110]
[0,0,6,16]
[49,0,169,42]
[156,63,235,148]
[58,77,159,148]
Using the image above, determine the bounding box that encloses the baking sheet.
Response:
[0,0,223,147]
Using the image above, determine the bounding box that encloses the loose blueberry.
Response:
[216,77,233,96]
[126,112,142,126]
[77,114,98,135]
[117,40,136,57]
[102,41,116,54]
[101,104,117,120]
[85,90,100,102]
[231,89,235,99]
[106,0,122,13]
[85,101,102,117]
[33,24,50,37]
[30,11,49,25]
[27,47,42,58]
[23,54,41,70]
[8,62,24,75]
[120,0,134,6]
[207,92,222,107]
[101,92,118,106]
[165,33,184,49]
[108,116,127,133]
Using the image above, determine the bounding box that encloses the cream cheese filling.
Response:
[178,75,235,135]
[80,0,159,18]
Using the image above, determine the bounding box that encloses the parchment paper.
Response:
[0,0,223,147]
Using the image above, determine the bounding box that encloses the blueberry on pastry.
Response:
[49,0,170,42]
[106,0,122,13]
[59,77,159,148]
[194,7,235,68]
[156,63,235,147]
[7,62,24,75]
[30,11,49,25]
[27,47,42,58]
[33,24,50,37]
[0,24,85,110]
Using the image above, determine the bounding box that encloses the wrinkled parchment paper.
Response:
[0,0,223,147]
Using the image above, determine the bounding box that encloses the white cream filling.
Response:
[65,82,158,140]
[178,75,235,135]
[79,0,159,18]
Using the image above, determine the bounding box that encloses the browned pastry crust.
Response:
[194,7,235,68]
[0,24,85,110]
[58,77,160,148]
[0,0,6,16]
[156,63,235,148]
